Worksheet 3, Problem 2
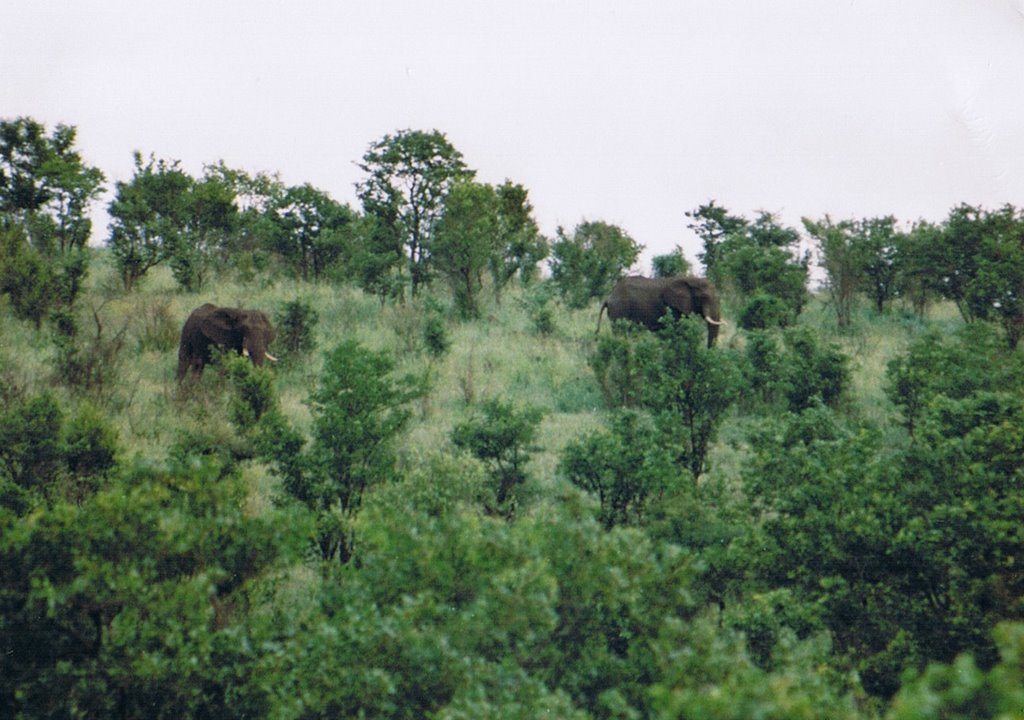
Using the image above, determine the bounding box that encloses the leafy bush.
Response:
[0,392,118,514]
[738,290,791,330]
[779,325,850,411]
[49,305,128,396]
[275,297,319,360]
[451,398,544,517]
[560,410,675,528]
[423,296,451,358]
[260,340,425,562]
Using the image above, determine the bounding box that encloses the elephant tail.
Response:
[596,302,609,335]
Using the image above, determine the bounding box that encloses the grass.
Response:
[3,251,980,524]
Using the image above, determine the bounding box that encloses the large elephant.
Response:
[177,303,278,381]
[597,275,724,348]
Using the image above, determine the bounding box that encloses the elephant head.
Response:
[176,303,278,381]
[598,275,724,348]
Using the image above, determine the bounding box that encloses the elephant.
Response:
[597,275,724,348]
[176,303,278,381]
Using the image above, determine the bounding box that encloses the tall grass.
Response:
[4,250,977,521]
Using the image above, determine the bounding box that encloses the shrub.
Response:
[780,325,849,411]
[260,340,425,562]
[451,398,544,517]
[423,296,451,358]
[738,290,791,330]
[560,410,675,528]
[275,297,319,360]
[49,305,128,396]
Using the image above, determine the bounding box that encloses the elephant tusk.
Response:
[265,352,279,363]
[242,348,251,357]
[704,316,725,326]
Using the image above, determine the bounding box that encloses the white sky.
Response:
[5,0,1024,270]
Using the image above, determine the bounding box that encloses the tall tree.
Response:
[356,129,474,297]
[170,171,239,291]
[549,220,642,309]
[431,180,499,319]
[963,204,1024,349]
[271,184,357,282]
[0,117,105,255]
[106,152,192,291]
[803,215,861,329]
[855,215,902,314]
[489,180,548,296]
[687,200,748,285]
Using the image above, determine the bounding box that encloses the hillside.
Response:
[3,246,1022,719]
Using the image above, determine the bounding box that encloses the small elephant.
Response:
[177,303,278,381]
[597,275,724,348]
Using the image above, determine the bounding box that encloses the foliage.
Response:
[260,340,425,563]
[357,128,474,296]
[887,623,1024,720]
[451,398,544,517]
[737,289,791,330]
[560,409,676,528]
[49,305,128,397]
[490,180,548,293]
[689,204,807,324]
[167,170,239,291]
[0,223,58,327]
[651,245,691,278]
[423,296,452,357]
[777,325,850,411]
[270,183,357,282]
[274,297,319,361]
[0,391,118,515]
[431,180,500,319]
[643,315,742,478]
[106,152,193,291]
[885,323,1024,436]
[803,215,862,328]
[0,457,305,719]
[960,204,1024,348]
[549,220,643,309]
[590,315,739,480]
[521,282,557,336]
[0,117,105,255]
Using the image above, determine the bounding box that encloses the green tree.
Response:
[0,117,105,255]
[803,215,862,328]
[962,204,1024,348]
[357,129,474,297]
[451,398,544,517]
[651,245,691,278]
[431,180,499,319]
[169,170,239,291]
[549,220,642,309]
[687,200,748,286]
[0,457,305,718]
[271,183,357,282]
[106,152,192,291]
[0,223,57,328]
[643,315,741,478]
[856,215,902,314]
[490,180,548,295]
[261,340,424,563]
[690,204,807,325]
[560,409,675,528]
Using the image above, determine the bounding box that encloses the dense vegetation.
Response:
[1,116,1022,718]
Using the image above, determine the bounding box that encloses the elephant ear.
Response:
[661,278,694,312]
[203,307,244,345]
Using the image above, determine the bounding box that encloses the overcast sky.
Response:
[5,0,1024,269]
